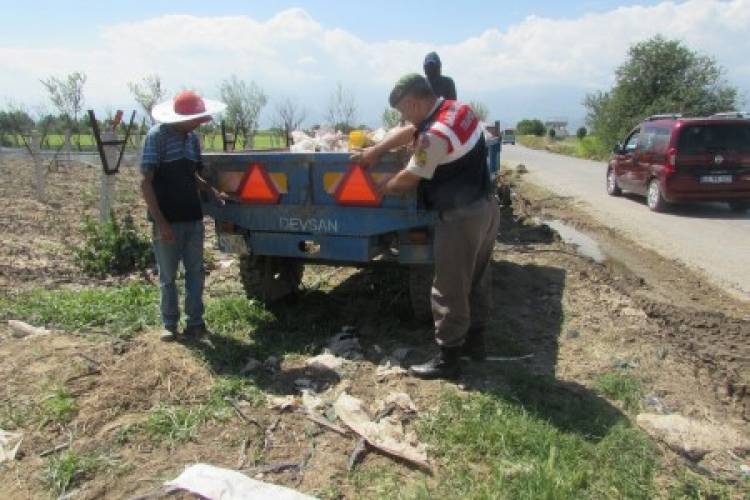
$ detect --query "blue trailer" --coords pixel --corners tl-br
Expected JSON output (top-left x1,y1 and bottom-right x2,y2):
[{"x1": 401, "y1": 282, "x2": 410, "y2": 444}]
[{"x1": 201, "y1": 135, "x2": 501, "y2": 316}]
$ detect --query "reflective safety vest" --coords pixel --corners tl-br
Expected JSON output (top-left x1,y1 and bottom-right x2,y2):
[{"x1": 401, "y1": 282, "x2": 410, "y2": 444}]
[{"x1": 417, "y1": 99, "x2": 491, "y2": 211}]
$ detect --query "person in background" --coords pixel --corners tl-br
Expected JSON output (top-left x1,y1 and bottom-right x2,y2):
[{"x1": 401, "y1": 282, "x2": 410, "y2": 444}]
[
  {"x1": 423, "y1": 51, "x2": 457, "y2": 100},
  {"x1": 141, "y1": 90, "x2": 227, "y2": 341}
]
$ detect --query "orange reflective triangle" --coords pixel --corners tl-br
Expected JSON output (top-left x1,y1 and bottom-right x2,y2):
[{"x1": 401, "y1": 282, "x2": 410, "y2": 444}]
[
  {"x1": 238, "y1": 163, "x2": 279, "y2": 204},
  {"x1": 335, "y1": 164, "x2": 381, "y2": 207}
]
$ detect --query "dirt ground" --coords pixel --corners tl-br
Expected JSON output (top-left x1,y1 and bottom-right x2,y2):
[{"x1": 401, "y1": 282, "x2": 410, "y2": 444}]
[{"x1": 0, "y1": 156, "x2": 748, "y2": 498}]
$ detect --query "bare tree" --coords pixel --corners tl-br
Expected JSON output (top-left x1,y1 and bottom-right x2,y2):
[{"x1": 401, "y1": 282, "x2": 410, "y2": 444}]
[
  {"x1": 275, "y1": 97, "x2": 307, "y2": 146},
  {"x1": 128, "y1": 74, "x2": 166, "y2": 125},
  {"x1": 218, "y1": 75, "x2": 267, "y2": 149},
  {"x1": 326, "y1": 82, "x2": 357, "y2": 132},
  {"x1": 40, "y1": 72, "x2": 87, "y2": 123},
  {"x1": 40, "y1": 71, "x2": 87, "y2": 155}
]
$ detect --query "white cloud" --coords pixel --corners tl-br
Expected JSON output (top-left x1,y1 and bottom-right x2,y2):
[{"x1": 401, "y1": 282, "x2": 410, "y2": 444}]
[{"x1": 0, "y1": 0, "x2": 748, "y2": 125}]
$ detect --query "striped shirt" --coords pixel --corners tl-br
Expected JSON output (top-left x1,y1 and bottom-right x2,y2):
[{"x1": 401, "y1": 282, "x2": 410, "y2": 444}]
[{"x1": 140, "y1": 124, "x2": 202, "y2": 173}]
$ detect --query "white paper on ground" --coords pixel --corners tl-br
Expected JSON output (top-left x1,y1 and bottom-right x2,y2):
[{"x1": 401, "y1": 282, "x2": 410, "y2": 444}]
[
  {"x1": 0, "y1": 430, "x2": 23, "y2": 462},
  {"x1": 164, "y1": 463, "x2": 318, "y2": 500}
]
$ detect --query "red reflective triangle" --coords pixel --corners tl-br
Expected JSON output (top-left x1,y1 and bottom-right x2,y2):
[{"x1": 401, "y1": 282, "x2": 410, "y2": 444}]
[
  {"x1": 334, "y1": 164, "x2": 382, "y2": 207},
  {"x1": 238, "y1": 163, "x2": 279, "y2": 204}
]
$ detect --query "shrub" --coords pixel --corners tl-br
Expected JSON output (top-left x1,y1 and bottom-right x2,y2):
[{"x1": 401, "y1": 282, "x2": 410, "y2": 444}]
[
  {"x1": 548, "y1": 128, "x2": 556, "y2": 139},
  {"x1": 74, "y1": 213, "x2": 153, "y2": 276},
  {"x1": 577, "y1": 127, "x2": 588, "y2": 140},
  {"x1": 516, "y1": 119, "x2": 546, "y2": 137}
]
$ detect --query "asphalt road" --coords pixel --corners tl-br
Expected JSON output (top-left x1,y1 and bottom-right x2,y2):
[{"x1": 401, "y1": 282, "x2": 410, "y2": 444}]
[{"x1": 502, "y1": 144, "x2": 750, "y2": 300}]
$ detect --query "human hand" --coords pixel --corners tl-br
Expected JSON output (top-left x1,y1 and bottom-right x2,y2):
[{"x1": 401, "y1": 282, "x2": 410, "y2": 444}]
[{"x1": 350, "y1": 146, "x2": 381, "y2": 168}]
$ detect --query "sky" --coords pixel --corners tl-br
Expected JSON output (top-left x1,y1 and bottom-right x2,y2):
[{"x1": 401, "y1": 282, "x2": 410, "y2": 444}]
[{"x1": 1, "y1": 0, "x2": 748, "y2": 131}]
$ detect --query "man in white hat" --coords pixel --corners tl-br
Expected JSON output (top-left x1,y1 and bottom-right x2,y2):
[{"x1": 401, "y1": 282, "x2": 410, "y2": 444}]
[{"x1": 141, "y1": 90, "x2": 226, "y2": 341}]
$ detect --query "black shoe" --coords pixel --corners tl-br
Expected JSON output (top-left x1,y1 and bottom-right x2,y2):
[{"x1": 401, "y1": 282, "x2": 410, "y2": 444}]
[
  {"x1": 159, "y1": 326, "x2": 178, "y2": 342},
  {"x1": 460, "y1": 327, "x2": 486, "y2": 361},
  {"x1": 183, "y1": 323, "x2": 209, "y2": 338},
  {"x1": 409, "y1": 347, "x2": 461, "y2": 380}
]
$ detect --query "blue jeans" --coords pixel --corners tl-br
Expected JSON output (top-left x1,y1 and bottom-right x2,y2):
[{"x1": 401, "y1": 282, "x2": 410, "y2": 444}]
[{"x1": 152, "y1": 220, "x2": 205, "y2": 329}]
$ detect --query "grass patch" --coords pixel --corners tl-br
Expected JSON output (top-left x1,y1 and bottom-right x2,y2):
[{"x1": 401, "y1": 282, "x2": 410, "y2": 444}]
[
  {"x1": 43, "y1": 450, "x2": 104, "y2": 495},
  {"x1": 144, "y1": 398, "x2": 235, "y2": 445},
  {"x1": 39, "y1": 386, "x2": 77, "y2": 426},
  {"x1": 594, "y1": 371, "x2": 643, "y2": 412},
  {"x1": 668, "y1": 470, "x2": 746, "y2": 499},
  {"x1": 0, "y1": 399, "x2": 33, "y2": 430},
  {"x1": 210, "y1": 376, "x2": 266, "y2": 408},
  {"x1": 414, "y1": 377, "x2": 656, "y2": 499},
  {"x1": 0, "y1": 282, "x2": 160, "y2": 337}
]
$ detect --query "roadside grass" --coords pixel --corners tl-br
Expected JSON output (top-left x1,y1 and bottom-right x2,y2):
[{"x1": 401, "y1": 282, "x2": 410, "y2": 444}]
[
  {"x1": 43, "y1": 450, "x2": 110, "y2": 495},
  {"x1": 0, "y1": 282, "x2": 160, "y2": 337},
  {"x1": 594, "y1": 370, "x2": 643, "y2": 412},
  {"x1": 413, "y1": 376, "x2": 657, "y2": 499},
  {"x1": 517, "y1": 134, "x2": 610, "y2": 161},
  {"x1": 39, "y1": 385, "x2": 77, "y2": 426}
]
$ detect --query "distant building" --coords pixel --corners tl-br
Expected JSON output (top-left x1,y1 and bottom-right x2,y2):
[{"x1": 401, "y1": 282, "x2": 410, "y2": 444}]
[{"x1": 544, "y1": 119, "x2": 568, "y2": 137}]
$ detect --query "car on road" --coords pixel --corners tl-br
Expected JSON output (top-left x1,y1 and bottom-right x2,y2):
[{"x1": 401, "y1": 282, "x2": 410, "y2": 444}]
[
  {"x1": 501, "y1": 129, "x2": 516, "y2": 145},
  {"x1": 606, "y1": 112, "x2": 750, "y2": 212}
]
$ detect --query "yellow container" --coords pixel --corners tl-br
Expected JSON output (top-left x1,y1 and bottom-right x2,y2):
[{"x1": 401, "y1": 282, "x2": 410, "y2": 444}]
[{"x1": 348, "y1": 129, "x2": 366, "y2": 150}]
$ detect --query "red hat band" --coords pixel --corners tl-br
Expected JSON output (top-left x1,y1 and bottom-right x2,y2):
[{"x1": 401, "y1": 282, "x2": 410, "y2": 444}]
[{"x1": 173, "y1": 91, "x2": 206, "y2": 116}]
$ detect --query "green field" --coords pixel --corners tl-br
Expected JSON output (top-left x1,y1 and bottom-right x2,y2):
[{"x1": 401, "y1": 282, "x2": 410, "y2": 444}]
[{"x1": 3, "y1": 130, "x2": 283, "y2": 151}]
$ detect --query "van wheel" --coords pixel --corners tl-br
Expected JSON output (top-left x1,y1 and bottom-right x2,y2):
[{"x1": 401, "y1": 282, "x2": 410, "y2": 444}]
[
  {"x1": 239, "y1": 256, "x2": 304, "y2": 303},
  {"x1": 408, "y1": 265, "x2": 433, "y2": 324},
  {"x1": 647, "y1": 179, "x2": 668, "y2": 212},
  {"x1": 606, "y1": 168, "x2": 622, "y2": 196},
  {"x1": 728, "y1": 201, "x2": 750, "y2": 213}
]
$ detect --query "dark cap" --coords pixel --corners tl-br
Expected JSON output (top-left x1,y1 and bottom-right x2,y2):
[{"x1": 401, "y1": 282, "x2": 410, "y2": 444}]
[
  {"x1": 423, "y1": 51, "x2": 441, "y2": 68},
  {"x1": 389, "y1": 73, "x2": 432, "y2": 107}
]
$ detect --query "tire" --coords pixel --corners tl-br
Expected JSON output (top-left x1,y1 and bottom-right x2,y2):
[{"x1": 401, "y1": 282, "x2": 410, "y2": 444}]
[
  {"x1": 606, "y1": 168, "x2": 622, "y2": 196},
  {"x1": 728, "y1": 200, "x2": 750, "y2": 213},
  {"x1": 239, "y1": 255, "x2": 304, "y2": 303},
  {"x1": 647, "y1": 179, "x2": 668, "y2": 212},
  {"x1": 408, "y1": 265, "x2": 433, "y2": 324}
]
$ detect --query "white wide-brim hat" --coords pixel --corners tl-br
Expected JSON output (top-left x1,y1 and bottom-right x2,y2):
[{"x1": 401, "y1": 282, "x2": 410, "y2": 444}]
[{"x1": 152, "y1": 91, "x2": 226, "y2": 124}]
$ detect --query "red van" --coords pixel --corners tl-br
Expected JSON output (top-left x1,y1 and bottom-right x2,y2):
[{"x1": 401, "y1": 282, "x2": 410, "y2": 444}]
[{"x1": 606, "y1": 113, "x2": 750, "y2": 212}]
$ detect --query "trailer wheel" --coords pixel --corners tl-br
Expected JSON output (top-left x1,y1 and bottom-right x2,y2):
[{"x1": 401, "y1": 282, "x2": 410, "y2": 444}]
[
  {"x1": 409, "y1": 265, "x2": 434, "y2": 324},
  {"x1": 239, "y1": 256, "x2": 304, "y2": 303}
]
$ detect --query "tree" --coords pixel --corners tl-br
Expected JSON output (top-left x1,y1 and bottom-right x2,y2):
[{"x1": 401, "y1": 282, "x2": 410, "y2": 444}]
[
  {"x1": 219, "y1": 75, "x2": 268, "y2": 149},
  {"x1": 547, "y1": 128, "x2": 556, "y2": 139},
  {"x1": 469, "y1": 101, "x2": 490, "y2": 122},
  {"x1": 326, "y1": 82, "x2": 357, "y2": 132},
  {"x1": 0, "y1": 105, "x2": 34, "y2": 147},
  {"x1": 576, "y1": 126, "x2": 588, "y2": 140},
  {"x1": 128, "y1": 74, "x2": 166, "y2": 125},
  {"x1": 40, "y1": 72, "x2": 87, "y2": 124},
  {"x1": 585, "y1": 35, "x2": 739, "y2": 149},
  {"x1": 516, "y1": 119, "x2": 546, "y2": 136},
  {"x1": 275, "y1": 97, "x2": 307, "y2": 145},
  {"x1": 382, "y1": 108, "x2": 401, "y2": 129}
]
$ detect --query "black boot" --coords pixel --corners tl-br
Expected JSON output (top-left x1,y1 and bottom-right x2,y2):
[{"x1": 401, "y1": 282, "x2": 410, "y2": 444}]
[
  {"x1": 460, "y1": 327, "x2": 486, "y2": 361},
  {"x1": 409, "y1": 347, "x2": 461, "y2": 380}
]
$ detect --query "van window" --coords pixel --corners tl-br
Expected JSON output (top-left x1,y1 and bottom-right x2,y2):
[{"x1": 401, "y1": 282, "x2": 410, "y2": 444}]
[
  {"x1": 677, "y1": 124, "x2": 750, "y2": 153},
  {"x1": 624, "y1": 130, "x2": 640, "y2": 152},
  {"x1": 642, "y1": 126, "x2": 671, "y2": 153}
]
